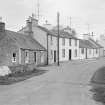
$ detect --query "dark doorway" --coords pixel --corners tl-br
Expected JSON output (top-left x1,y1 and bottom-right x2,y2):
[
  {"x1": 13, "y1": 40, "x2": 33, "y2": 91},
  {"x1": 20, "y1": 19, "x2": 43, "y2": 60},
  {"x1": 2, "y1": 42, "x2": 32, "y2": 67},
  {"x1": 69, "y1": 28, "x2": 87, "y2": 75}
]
[
  {"x1": 54, "y1": 50, "x2": 56, "y2": 62},
  {"x1": 34, "y1": 52, "x2": 37, "y2": 63},
  {"x1": 69, "y1": 49, "x2": 71, "y2": 60},
  {"x1": 86, "y1": 48, "x2": 87, "y2": 59}
]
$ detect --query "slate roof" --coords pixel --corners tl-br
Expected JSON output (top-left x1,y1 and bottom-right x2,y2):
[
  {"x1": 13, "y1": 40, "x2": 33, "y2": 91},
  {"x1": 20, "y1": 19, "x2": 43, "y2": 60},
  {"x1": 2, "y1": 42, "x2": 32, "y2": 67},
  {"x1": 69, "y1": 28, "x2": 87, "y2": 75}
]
[
  {"x1": 89, "y1": 38, "x2": 103, "y2": 48},
  {"x1": 79, "y1": 39, "x2": 100, "y2": 49},
  {"x1": 19, "y1": 24, "x2": 78, "y2": 40},
  {"x1": 5, "y1": 30, "x2": 46, "y2": 51},
  {"x1": 50, "y1": 30, "x2": 78, "y2": 39},
  {"x1": 79, "y1": 39, "x2": 91, "y2": 48},
  {"x1": 85, "y1": 40, "x2": 98, "y2": 49},
  {"x1": 37, "y1": 26, "x2": 78, "y2": 40}
]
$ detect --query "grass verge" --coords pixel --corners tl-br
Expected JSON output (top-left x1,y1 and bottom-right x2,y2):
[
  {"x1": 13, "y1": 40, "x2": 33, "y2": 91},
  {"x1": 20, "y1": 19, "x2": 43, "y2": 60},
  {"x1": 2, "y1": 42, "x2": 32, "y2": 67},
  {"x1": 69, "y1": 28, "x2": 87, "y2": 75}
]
[{"x1": 0, "y1": 69, "x2": 47, "y2": 85}]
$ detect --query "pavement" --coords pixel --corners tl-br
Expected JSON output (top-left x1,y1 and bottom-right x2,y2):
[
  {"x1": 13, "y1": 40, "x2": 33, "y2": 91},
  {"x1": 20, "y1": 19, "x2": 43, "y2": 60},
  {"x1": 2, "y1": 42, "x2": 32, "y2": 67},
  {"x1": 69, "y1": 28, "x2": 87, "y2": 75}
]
[{"x1": 0, "y1": 57, "x2": 105, "y2": 105}]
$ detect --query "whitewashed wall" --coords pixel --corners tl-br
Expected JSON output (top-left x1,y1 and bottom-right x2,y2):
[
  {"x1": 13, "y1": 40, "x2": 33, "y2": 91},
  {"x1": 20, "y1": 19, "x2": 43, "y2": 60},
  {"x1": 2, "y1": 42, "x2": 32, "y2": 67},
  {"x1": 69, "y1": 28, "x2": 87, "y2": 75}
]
[
  {"x1": 79, "y1": 48, "x2": 86, "y2": 59},
  {"x1": 48, "y1": 35, "x2": 57, "y2": 64},
  {"x1": 93, "y1": 49, "x2": 99, "y2": 58},
  {"x1": 87, "y1": 49, "x2": 94, "y2": 58},
  {"x1": 59, "y1": 38, "x2": 79, "y2": 61}
]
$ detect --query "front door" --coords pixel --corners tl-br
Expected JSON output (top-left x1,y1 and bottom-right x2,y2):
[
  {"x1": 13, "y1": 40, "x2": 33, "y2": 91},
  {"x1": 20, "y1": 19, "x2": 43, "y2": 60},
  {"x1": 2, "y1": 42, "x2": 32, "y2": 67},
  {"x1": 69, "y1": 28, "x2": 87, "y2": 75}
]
[
  {"x1": 34, "y1": 52, "x2": 37, "y2": 63},
  {"x1": 69, "y1": 49, "x2": 71, "y2": 60},
  {"x1": 54, "y1": 50, "x2": 56, "y2": 62}
]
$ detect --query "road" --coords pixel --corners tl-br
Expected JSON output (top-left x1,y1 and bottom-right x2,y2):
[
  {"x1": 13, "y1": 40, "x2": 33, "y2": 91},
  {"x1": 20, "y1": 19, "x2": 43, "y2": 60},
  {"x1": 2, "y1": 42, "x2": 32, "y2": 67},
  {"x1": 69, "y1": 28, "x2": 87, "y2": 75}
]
[{"x1": 0, "y1": 58, "x2": 105, "y2": 105}]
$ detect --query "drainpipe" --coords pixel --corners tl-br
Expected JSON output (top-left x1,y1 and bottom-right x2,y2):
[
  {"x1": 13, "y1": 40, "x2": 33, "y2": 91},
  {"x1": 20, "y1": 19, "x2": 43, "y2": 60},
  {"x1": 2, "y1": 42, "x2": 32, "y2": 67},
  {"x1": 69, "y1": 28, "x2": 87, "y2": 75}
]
[
  {"x1": 57, "y1": 12, "x2": 60, "y2": 66},
  {"x1": 47, "y1": 33, "x2": 49, "y2": 65}
]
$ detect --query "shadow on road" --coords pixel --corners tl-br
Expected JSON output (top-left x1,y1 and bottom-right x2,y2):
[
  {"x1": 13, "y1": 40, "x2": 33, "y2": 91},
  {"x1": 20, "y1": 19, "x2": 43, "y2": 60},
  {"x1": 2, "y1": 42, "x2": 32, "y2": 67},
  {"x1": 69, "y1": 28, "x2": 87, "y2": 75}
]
[{"x1": 90, "y1": 66, "x2": 105, "y2": 105}]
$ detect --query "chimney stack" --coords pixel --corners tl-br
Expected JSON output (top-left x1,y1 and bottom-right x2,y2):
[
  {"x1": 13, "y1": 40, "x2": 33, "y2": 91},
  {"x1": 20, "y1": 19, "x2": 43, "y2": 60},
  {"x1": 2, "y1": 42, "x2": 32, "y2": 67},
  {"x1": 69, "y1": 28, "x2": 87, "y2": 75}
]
[
  {"x1": 31, "y1": 14, "x2": 38, "y2": 26},
  {"x1": 26, "y1": 14, "x2": 38, "y2": 28},
  {"x1": 0, "y1": 17, "x2": 5, "y2": 32},
  {"x1": 26, "y1": 18, "x2": 33, "y2": 36}
]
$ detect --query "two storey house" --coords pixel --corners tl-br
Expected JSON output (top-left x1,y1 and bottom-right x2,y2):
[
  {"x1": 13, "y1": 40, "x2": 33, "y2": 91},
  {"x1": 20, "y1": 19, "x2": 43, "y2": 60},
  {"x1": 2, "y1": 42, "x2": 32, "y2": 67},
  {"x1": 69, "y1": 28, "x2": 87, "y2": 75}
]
[{"x1": 19, "y1": 15, "x2": 79, "y2": 64}]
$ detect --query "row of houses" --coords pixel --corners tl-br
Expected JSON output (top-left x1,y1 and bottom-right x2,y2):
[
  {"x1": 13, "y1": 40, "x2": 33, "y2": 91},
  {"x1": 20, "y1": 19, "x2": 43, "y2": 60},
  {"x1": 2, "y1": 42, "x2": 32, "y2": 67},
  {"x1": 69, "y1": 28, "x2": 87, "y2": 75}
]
[
  {"x1": 97, "y1": 35, "x2": 105, "y2": 55},
  {"x1": 18, "y1": 15, "x2": 104, "y2": 64},
  {"x1": 0, "y1": 15, "x2": 103, "y2": 67},
  {"x1": 79, "y1": 38, "x2": 103, "y2": 59}
]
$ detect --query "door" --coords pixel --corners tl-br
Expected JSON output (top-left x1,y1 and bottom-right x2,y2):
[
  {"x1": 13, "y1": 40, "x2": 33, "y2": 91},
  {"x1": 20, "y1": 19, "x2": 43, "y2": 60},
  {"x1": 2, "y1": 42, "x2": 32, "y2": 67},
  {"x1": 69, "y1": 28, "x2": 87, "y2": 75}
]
[
  {"x1": 86, "y1": 48, "x2": 87, "y2": 59},
  {"x1": 69, "y1": 49, "x2": 71, "y2": 60},
  {"x1": 34, "y1": 52, "x2": 37, "y2": 63},
  {"x1": 54, "y1": 50, "x2": 56, "y2": 62}
]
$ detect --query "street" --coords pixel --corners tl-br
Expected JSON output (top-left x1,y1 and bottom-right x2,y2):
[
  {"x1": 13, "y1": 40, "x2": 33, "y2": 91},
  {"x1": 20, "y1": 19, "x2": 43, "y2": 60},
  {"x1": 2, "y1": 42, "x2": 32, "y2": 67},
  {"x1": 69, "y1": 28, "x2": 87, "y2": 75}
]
[{"x1": 0, "y1": 58, "x2": 105, "y2": 105}]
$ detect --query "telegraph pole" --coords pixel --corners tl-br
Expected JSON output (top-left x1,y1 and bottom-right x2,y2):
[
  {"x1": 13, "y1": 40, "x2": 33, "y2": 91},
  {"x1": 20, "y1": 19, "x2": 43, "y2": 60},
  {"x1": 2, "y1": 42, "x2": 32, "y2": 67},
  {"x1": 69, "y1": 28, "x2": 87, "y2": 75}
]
[
  {"x1": 37, "y1": 0, "x2": 40, "y2": 20},
  {"x1": 57, "y1": 12, "x2": 60, "y2": 66}
]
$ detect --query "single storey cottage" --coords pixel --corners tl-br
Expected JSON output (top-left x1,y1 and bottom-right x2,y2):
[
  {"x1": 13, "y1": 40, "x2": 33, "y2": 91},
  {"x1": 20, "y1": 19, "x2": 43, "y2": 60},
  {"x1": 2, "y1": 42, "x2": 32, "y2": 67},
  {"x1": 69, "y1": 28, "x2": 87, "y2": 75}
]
[{"x1": 0, "y1": 21, "x2": 47, "y2": 66}]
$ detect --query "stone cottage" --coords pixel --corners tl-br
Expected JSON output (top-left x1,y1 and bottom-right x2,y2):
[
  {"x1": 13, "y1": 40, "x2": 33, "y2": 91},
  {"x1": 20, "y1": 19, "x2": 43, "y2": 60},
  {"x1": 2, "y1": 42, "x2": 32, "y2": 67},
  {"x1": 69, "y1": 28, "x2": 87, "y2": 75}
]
[
  {"x1": 0, "y1": 21, "x2": 47, "y2": 66},
  {"x1": 79, "y1": 39, "x2": 103, "y2": 59}
]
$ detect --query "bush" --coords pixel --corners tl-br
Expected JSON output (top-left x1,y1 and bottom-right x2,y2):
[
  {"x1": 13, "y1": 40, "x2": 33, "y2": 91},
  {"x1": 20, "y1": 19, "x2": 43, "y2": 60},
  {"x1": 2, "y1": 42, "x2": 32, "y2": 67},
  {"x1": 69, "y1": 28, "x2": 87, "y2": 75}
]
[{"x1": 91, "y1": 87, "x2": 105, "y2": 104}]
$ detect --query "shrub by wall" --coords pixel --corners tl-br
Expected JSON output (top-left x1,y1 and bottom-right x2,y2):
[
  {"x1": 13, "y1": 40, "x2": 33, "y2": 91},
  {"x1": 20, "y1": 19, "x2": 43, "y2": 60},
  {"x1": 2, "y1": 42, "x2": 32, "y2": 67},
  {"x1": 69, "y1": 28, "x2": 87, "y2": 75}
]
[{"x1": 9, "y1": 64, "x2": 37, "y2": 74}]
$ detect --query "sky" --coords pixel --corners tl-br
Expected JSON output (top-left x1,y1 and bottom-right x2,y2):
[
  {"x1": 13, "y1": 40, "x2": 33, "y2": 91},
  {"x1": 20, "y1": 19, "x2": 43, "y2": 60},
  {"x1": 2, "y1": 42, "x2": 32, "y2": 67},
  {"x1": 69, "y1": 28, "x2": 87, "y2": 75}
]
[{"x1": 0, "y1": 0, "x2": 105, "y2": 38}]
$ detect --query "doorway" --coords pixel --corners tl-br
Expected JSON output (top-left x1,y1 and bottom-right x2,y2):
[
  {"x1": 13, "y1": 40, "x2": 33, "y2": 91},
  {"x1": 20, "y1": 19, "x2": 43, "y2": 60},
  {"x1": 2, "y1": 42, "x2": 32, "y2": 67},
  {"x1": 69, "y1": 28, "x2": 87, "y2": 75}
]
[
  {"x1": 86, "y1": 48, "x2": 87, "y2": 59},
  {"x1": 34, "y1": 52, "x2": 37, "y2": 63},
  {"x1": 54, "y1": 50, "x2": 56, "y2": 62},
  {"x1": 69, "y1": 49, "x2": 71, "y2": 60}
]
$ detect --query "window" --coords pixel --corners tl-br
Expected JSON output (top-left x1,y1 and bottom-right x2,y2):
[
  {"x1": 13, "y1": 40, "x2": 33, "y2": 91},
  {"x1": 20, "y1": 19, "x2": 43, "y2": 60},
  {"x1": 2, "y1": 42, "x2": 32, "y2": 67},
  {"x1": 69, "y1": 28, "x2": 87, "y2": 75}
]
[
  {"x1": 62, "y1": 38, "x2": 65, "y2": 46},
  {"x1": 75, "y1": 40, "x2": 77, "y2": 46},
  {"x1": 81, "y1": 48, "x2": 84, "y2": 54},
  {"x1": 51, "y1": 50, "x2": 53, "y2": 59},
  {"x1": 51, "y1": 36, "x2": 53, "y2": 45},
  {"x1": 96, "y1": 49, "x2": 98, "y2": 54},
  {"x1": 25, "y1": 51, "x2": 29, "y2": 63},
  {"x1": 25, "y1": 51, "x2": 28, "y2": 57},
  {"x1": 12, "y1": 53, "x2": 16, "y2": 62},
  {"x1": 62, "y1": 49, "x2": 65, "y2": 57},
  {"x1": 69, "y1": 38, "x2": 71, "y2": 46},
  {"x1": 75, "y1": 49, "x2": 77, "y2": 57},
  {"x1": 89, "y1": 49, "x2": 91, "y2": 54}
]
